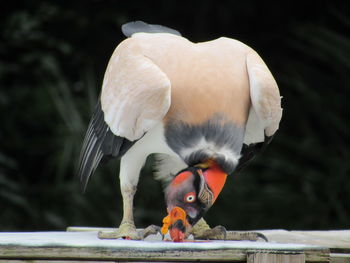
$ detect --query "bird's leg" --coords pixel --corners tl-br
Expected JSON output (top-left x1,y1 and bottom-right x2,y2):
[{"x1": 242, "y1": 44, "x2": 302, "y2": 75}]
[
  {"x1": 190, "y1": 218, "x2": 268, "y2": 241},
  {"x1": 98, "y1": 154, "x2": 143, "y2": 240},
  {"x1": 118, "y1": 184, "x2": 141, "y2": 239},
  {"x1": 98, "y1": 185, "x2": 141, "y2": 240}
]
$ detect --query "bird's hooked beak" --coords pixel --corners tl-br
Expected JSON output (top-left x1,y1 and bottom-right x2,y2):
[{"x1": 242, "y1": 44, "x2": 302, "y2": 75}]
[{"x1": 161, "y1": 206, "x2": 190, "y2": 242}]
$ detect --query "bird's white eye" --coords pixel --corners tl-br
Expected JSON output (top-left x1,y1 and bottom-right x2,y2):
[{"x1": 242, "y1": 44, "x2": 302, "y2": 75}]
[{"x1": 184, "y1": 192, "x2": 196, "y2": 203}]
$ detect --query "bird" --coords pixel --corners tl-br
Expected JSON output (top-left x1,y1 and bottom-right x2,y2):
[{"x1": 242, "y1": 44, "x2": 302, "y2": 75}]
[{"x1": 77, "y1": 21, "x2": 282, "y2": 241}]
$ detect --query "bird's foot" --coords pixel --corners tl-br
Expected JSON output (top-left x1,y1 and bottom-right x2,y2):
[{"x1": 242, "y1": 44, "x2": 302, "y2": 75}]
[
  {"x1": 190, "y1": 218, "x2": 226, "y2": 240},
  {"x1": 190, "y1": 218, "x2": 268, "y2": 241},
  {"x1": 98, "y1": 220, "x2": 141, "y2": 240}
]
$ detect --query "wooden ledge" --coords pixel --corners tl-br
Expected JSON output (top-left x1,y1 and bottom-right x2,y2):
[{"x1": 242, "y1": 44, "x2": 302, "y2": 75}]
[{"x1": 0, "y1": 229, "x2": 336, "y2": 262}]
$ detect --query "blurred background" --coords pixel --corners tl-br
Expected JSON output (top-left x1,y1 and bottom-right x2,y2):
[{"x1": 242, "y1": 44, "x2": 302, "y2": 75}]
[{"x1": 0, "y1": 0, "x2": 349, "y2": 231}]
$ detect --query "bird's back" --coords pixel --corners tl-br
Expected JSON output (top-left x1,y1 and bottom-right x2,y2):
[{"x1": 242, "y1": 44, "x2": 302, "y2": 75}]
[
  {"x1": 130, "y1": 33, "x2": 252, "y2": 173},
  {"x1": 132, "y1": 33, "x2": 251, "y2": 126}
]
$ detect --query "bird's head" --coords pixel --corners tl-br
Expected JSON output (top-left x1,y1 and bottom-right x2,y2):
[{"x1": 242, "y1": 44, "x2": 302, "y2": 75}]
[{"x1": 161, "y1": 160, "x2": 227, "y2": 241}]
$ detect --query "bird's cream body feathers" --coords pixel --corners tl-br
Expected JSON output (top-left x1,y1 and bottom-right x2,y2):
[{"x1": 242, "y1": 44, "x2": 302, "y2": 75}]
[{"x1": 101, "y1": 33, "x2": 281, "y2": 146}]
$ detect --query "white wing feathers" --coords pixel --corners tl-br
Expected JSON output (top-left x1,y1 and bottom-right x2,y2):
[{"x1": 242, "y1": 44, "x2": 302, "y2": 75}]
[
  {"x1": 244, "y1": 50, "x2": 282, "y2": 144},
  {"x1": 101, "y1": 39, "x2": 171, "y2": 141}
]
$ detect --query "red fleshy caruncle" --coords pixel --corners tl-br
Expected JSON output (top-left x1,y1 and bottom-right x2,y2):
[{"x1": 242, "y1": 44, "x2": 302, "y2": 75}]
[{"x1": 170, "y1": 228, "x2": 186, "y2": 242}]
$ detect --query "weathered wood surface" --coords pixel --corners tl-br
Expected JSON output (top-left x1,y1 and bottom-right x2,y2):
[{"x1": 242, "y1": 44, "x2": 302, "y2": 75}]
[
  {"x1": 66, "y1": 228, "x2": 350, "y2": 250},
  {"x1": 260, "y1": 230, "x2": 350, "y2": 253},
  {"x1": 68, "y1": 227, "x2": 350, "y2": 255},
  {"x1": 247, "y1": 252, "x2": 305, "y2": 263},
  {"x1": 0, "y1": 230, "x2": 331, "y2": 262}
]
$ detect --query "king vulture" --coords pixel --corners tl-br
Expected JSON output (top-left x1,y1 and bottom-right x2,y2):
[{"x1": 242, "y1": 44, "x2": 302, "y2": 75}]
[{"x1": 77, "y1": 21, "x2": 282, "y2": 242}]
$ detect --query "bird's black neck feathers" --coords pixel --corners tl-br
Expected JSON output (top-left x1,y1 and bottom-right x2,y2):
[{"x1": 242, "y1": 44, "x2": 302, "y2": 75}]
[{"x1": 164, "y1": 116, "x2": 245, "y2": 174}]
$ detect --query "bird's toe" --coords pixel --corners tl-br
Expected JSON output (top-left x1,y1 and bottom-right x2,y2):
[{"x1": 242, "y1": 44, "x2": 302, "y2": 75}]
[
  {"x1": 192, "y1": 224, "x2": 227, "y2": 240},
  {"x1": 226, "y1": 231, "x2": 268, "y2": 242},
  {"x1": 98, "y1": 221, "x2": 141, "y2": 240},
  {"x1": 140, "y1": 224, "x2": 162, "y2": 239}
]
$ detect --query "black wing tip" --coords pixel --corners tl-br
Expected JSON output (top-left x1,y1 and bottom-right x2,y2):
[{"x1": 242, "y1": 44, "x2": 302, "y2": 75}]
[
  {"x1": 121, "y1": 21, "x2": 181, "y2": 37},
  {"x1": 76, "y1": 154, "x2": 98, "y2": 193},
  {"x1": 75, "y1": 100, "x2": 106, "y2": 192},
  {"x1": 235, "y1": 134, "x2": 275, "y2": 173},
  {"x1": 76, "y1": 100, "x2": 135, "y2": 192},
  {"x1": 76, "y1": 161, "x2": 90, "y2": 193},
  {"x1": 80, "y1": 175, "x2": 91, "y2": 193}
]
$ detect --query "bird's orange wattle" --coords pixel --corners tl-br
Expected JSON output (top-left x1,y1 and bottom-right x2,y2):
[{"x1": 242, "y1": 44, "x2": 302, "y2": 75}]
[
  {"x1": 161, "y1": 214, "x2": 171, "y2": 235},
  {"x1": 161, "y1": 206, "x2": 189, "y2": 241}
]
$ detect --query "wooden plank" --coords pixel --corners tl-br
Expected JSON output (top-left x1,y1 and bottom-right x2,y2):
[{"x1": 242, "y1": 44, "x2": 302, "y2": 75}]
[
  {"x1": 330, "y1": 253, "x2": 350, "y2": 263},
  {"x1": 0, "y1": 231, "x2": 329, "y2": 262},
  {"x1": 247, "y1": 252, "x2": 305, "y2": 263},
  {"x1": 67, "y1": 227, "x2": 350, "y2": 251},
  {"x1": 260, "y1": 230, "x2": 350, "y2": 253},
  {"x1": 69, "y1": 227, "x2": 349, "y2": 262}
]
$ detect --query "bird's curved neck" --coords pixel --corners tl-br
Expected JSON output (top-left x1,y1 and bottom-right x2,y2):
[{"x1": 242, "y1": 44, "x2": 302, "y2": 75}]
[{"x1": 196, "y1": 160, "x2": 227, "y2": 202}]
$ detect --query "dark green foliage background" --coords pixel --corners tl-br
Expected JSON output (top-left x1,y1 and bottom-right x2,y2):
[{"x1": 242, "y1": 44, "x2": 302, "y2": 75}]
[{"x1": 0, "y1": 1, "x2": 349, "y2": 231}]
